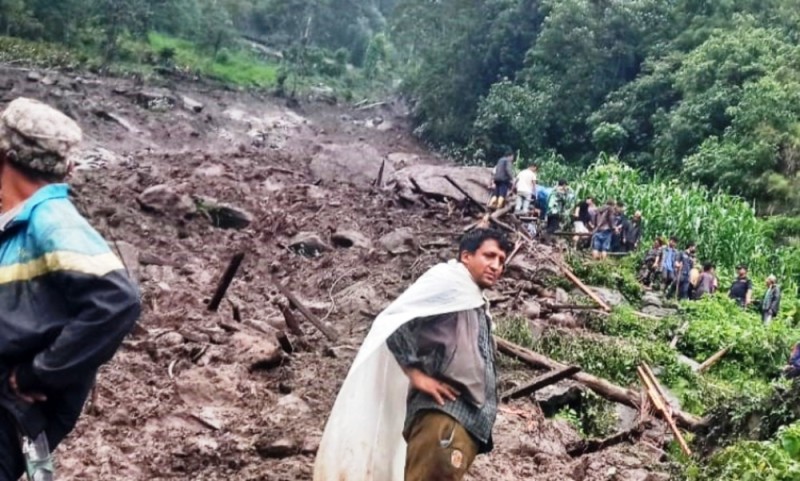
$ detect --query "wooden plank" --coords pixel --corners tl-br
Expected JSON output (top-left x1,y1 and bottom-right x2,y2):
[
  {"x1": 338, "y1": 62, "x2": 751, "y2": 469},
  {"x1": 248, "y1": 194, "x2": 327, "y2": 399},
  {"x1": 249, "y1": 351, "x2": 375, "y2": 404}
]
[
  {"x1": 501, "y1": 365, "x2": 581, "y2": 402},
  {"x1": 638, "y1": 364, "x2": 692, "y2": 456},
  {"x1": 495, "y1": 337, "x2": 705, "y2": 431},
  {"x1": 207, "y1": 253, "x2": 245, "y2": 312}
]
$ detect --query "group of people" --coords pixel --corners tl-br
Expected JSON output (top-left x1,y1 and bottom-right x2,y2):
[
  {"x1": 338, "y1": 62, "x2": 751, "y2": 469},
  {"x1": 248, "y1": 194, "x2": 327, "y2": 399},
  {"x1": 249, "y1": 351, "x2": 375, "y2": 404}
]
[
  {"x1": 488, "y1": 152, "x2": 644, "y2": 260},
  {"x1": 638, "y1": 237, "x2": 782, "y2": 324}
]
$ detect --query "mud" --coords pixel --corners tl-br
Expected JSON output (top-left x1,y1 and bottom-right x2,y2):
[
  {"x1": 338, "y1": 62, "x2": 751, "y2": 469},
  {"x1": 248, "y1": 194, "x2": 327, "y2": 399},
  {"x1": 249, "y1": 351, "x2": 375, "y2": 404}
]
[{"x1": 0, "y1": 65, "x2": 672, "y2": 480}]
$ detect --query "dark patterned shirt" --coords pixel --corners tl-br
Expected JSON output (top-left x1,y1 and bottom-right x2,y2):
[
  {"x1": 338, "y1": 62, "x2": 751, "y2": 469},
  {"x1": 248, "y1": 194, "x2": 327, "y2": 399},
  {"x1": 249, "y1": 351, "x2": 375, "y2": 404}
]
[{"x1": 386, "y1": 308, "x2": 498, "y2": 453}]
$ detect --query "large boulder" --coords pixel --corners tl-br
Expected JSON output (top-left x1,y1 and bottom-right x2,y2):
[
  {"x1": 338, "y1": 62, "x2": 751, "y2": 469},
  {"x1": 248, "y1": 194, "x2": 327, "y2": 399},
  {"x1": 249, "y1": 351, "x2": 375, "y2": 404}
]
[
  {"x1": 138, "y1": 185, "x2": 196, "y2": 218},
  {"x1": 571, "y1": 286, "x2": 626, "y2": 307},
  {"x1": 395, "y1": 164, "x2": 491, "y2": 204},
  {"x1": 642, "y1": 291, "x2": 664, "y2": 307},
  {"x1": 309, "y1": 143, "x2": 395, "y2": 188}
]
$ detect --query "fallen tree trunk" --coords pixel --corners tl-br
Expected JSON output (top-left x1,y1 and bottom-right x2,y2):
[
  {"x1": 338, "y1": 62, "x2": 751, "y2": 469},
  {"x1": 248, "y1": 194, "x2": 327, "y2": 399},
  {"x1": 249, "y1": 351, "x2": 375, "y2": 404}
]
[
  {"x1": 495, "y1": 337, "x2": 705, "y2": 431},
  {"x1": 698, "y1": 346, "x2": 731, "y2": 374},
  {"x1": 558, "y1": 262, "x2": 611, "y2": 312},
  {"x1": 501, "y1": 365, "x2": 581, "y2": 402}
]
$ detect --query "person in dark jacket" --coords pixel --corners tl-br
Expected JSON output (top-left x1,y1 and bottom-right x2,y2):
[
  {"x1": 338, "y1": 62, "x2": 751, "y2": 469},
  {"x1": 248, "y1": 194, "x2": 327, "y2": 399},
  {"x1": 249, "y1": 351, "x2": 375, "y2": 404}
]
[
  {"x1": 0, "y1": 98, "x2": 140, "y2": 479},
  {"x1": 488, "y1": 149, "x2": 515, "y2": 209},
  {"x1": 762, "y1": 275, "x2": 781, "y2": 325},
  {"x1": 729, "y1": 264, "x2": 753, "y2": 308},
  {"x1": 668, "y1": 241, "x2": 697, "y2": 300},
  {"x1": 387, "y1": 228, "x2": 512, "y2": 481},
  {"x1": 611, "y1": 202, "x2": 627, "y2": 252},
  {"x1": 622, "y1": 211, "x2": 643, "y2": 252}
]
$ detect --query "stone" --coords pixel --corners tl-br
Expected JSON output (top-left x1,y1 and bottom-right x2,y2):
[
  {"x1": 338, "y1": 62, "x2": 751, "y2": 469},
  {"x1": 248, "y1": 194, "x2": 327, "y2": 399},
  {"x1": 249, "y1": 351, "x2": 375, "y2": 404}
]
[
  {"x1": 534, "y1": 382, "x2": 584, "y2": 416},
  {"x1": 182, "y1": 95, "x2": 205, "y2": 113},
  {"x1": 289, "y1": 232, "x2": 330, "y2": 257},
  {"x1": 642, "y1": 291, "x2": 663, "y2": 307},
  {"x1": 554, "y1": 288, "x2": 571, "y2": 304},
  {"x1": 572, "y1": 286, "x2": 626, "y2": 307},
  {"x1": 230, "y1": 331, "x2": 282, "y2": 370},
  {"x1": 309, "y1": 143, "x2": 394, "y2": 188},
  {"x1": 133, "y1": 89, "x2": 176, "y2": 111},
  {"x1": 41, "y1": 76, "x2": 57, "y2": 86},
  {"x1": 331, "y1": 230, "x2": 371, "y2": 249},
  {"x1": 548, "y1": 312, "x2": 580, "y2": 328},
  {"x1": 379, "y1": 227, "x2": 416, "y2": 255},
  {"x1": 300, "y1": 434, "x2": 321, "y2": 454},
  {"x1": 156, "y1": 331, "x2": 185, "y2": 348},
  {"x1": 138, "y1": 185, "x2": 197, "y2": 218},
  {"x1": 615, "y1": 405, "x2": 639, "y2": 432},
  {"x1": 203, "y1": 202, "x2": 253, "y2": 230},
  {"x1": 528, "y1": 320, "x2": 547, "y2": 342},
  {"x1": 192, "y1": 163, "x2": 226, "y2": 178},
  {"x1": 523, "y1": 300, "x2": 542, "y2": 319},
  {"x1": 394, "y1": 164, "x2": 491, "y2": 204},
  {"x1": 640, "y1": 305, "x2": 678, "y2": 319},
  {"x1": 26, "y1": 71, "x2": 42, "y2": 82},
  {"x1": 255, "y1": 437, "x2": 298, "y2": 459}
]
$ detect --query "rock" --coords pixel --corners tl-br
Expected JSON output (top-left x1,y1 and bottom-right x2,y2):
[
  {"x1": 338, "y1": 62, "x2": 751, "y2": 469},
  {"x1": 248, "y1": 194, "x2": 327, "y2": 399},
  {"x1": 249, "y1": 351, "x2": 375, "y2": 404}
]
[
  {"x1": 182, "y1": 95, "x2": 204, "y2": 113},
  {"x1": 641, "y1": 291, "x2": 663, "y2": 307},
  {"x1": 41, "y1": 76, "x2": 57, "y2": 86},
  {"x1": 300, "y1": 434, "x2": 321, "y2": 454},
  {"x1": 394, "y1": 164, "x2": 491, "y2": 204},
  {"x1": 616, "y1": 404, "x2": 639, "y2": 432},
  {"x1": 75, "y1": 147, "x2": 125, "y2": 170},
  {"x1": 179, "y1": 329, "x2": 211, "y2": 344},
  {"x1": 255, "y1": 437, "x2": 298, "y2": 459},
  {"x1": 139, "y1": 252, "x2": 171, "y2": 266},
  {"x1": 640, "y1": 305, "x2": 678, "y2": 319},
  {"x1": 535, "y1": 382, "x2": 584, "y2": 415},
  {"x1": 230, "y1": 331, "x2": 282, "y2": 370},
  {"x1": 133, "y1": 89, "x2": 176, "y2": 111},
  {"x1": 554, "y1": 288, "x2": 571, "y2": 304},
  {"x1": 523, "y1": 300, "x2": 542, "y2": 319},
  {"x1": 548, "y1": 312, "x2": 580, "y2": 328},
  {"x1": 309, "y1": 143, "x2": 394, "y2": 188},
  {"x1": 26, "y1": 71, "x2": 42, "y2": 82},
  {"x1": 528, "y1": 320, "x2": 547, "y2": 342},
  {"x1": 112, "y1": 86, "x2": 129, "y2": 95},
  {"x1": 289, "y1": 232, "x2": 330, "y2": 257},
  {"x1": 110, "y1": 240, "x2": 140, "y2": 281},
  {"x1": 624, "y1": 469, "x2": 652, "y2": 481},
  {"x1": 192, "y1": 163, "x2": 226, "y2": 177},
  {"x1": 331, "y1": 230, "x2": 371, "y2": 249},
  {"x1": 334, "y1": 281, "x2": 380, "y2": 315},
  {"x1": 138, "y1": 185, "x2": 197, "y2": 218},
  {"x1": 387, "y1": 152, "x2": 421, "y2": 168},
  {"x1": 156, "y1": 331, "x2": 185, "y2": 348},
  {"x1": 678, "y1": 355, "x2": 701, "y2": 373},
  {"x1": 202, "y1": 202, "x2": 253, "y2": 230},
  {"x1": 572, "y1": 286, "x2": 626, "y2": 307},
  {"x1": 379, "y1": 227, "x2": 416, "y2": 255}
]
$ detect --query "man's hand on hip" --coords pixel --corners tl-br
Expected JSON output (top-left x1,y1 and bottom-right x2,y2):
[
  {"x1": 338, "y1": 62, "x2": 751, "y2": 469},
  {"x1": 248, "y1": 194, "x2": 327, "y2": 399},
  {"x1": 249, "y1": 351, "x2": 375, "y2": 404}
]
[
  {"x1": 404, "y1": 367, "x2": 459, "y2": 406},
  {"x1": 10, "y1": 368, "x2": 47, "y2": 404}
]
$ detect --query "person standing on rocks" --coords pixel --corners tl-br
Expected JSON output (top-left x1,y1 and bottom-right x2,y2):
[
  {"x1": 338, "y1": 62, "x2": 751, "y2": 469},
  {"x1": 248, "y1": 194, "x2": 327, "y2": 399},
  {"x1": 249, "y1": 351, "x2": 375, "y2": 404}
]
[
  {"x1": 546, "y1": 179, "x2": 574, "y2": 235},
  {"x1": 692, "y1": 262, "x2": 717, "y2": 300},
  {"x1": 622, "y1": 211, "x2": 643, "y2": 252},
  {"x1": 314, "y1": 228, "x2": 512, "y2": 481},
  {"x1": 761, "y1": 275, "x2": 781, "y2": 325},
  {"x1": 488, "y1": 149, "x2": 515, "y2": 209},
  {"x1": 669, "y1": 241, "x2": 697, "y2": 300},
  {"x1": 0, "y1": 98, "x2": 140, "y2": 479},
  {"x1": 513, "y1": 163, "x2": 537, "y2": 215},
  {"x1": 659, "y1": 236, "x2": 679, "y2": 293}
]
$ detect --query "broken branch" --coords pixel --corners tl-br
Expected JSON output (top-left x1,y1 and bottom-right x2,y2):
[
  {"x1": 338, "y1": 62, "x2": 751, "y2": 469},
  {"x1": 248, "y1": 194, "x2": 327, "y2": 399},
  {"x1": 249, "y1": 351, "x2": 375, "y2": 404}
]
[
  {"x1": 697, "y1": 346, "x2": 731, "y2": 374},
  {"x1": 495, "y1": 336, "x2": 705, "y2": 431},
  {"x1": 558, "y1": 262, "x2": 611, "y2": 312},
  {"x1": 272, "y1": 276, "x2": 338, "y2": 342},
  {"x1": 443, "y1": 175, "x2": 488, "y2": 212}
]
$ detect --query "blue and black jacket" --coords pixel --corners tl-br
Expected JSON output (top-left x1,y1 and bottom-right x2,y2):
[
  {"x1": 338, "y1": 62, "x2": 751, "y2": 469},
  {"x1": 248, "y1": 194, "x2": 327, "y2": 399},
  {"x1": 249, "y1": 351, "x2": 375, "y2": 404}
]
[{"x1": 0, "y1": 183, "x2": 140, "y2": 446}]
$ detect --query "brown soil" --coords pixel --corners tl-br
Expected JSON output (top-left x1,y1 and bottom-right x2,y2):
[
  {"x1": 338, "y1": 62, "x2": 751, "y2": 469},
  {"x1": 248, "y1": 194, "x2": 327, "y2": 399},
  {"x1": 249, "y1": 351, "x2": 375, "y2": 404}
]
[{"x1": 0, "y1": 65, "x2": 673, "y2": 480}]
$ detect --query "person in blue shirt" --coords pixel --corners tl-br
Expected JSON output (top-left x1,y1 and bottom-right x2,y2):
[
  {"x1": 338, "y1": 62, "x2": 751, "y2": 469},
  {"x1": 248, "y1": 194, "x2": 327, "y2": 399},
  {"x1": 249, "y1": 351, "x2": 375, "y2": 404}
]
[
  {"x1": 659, "y1": 236, "x2": 679, "y2": 293},
  {"x1": 783, "y1": 343, "x2": 800, "y2": 379},
  {"x1": 0, "y1": 98, "x2": 140, "y2": 479}
]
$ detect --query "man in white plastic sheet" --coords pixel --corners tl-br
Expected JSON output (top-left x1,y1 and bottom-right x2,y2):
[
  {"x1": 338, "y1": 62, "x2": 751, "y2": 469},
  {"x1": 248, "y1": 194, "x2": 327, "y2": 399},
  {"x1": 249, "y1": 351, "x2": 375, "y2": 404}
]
[{"x1": 314, "y1": 228, "x2": 512, "y2": 481}]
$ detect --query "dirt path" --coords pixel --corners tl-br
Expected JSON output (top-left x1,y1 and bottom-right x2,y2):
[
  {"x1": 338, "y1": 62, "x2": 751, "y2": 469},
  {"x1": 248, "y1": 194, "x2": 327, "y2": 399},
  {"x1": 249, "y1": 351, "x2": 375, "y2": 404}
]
[{"x1": 1, "y1": 65, "x2": 671, "y2": 480}]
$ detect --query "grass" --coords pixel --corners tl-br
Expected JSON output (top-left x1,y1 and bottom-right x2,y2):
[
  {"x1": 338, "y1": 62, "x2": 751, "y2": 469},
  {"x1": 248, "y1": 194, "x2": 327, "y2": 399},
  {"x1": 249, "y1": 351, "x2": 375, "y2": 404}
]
[{"x1": 147, "y1": 33, "x2": 278, "y2": 87}]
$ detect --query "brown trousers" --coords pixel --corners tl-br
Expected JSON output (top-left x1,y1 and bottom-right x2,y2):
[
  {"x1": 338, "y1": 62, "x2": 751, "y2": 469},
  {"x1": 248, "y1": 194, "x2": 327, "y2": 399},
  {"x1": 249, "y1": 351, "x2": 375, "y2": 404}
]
[{"x1": 404, "y1": 411, "x2": 479, "y2": 481}]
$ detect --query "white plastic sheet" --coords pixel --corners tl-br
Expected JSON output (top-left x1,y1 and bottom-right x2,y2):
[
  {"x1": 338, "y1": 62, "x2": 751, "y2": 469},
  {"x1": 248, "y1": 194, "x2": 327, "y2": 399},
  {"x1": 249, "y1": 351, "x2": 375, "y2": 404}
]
[{"x1": 314, "y1": 261, "x2": 485, "y2": 481}]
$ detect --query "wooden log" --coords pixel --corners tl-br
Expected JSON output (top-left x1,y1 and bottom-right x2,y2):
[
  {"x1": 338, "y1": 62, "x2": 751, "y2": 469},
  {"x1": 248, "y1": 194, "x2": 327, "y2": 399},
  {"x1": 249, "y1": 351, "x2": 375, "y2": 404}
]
[
  {"x1": 207, "y1": 253, "x2": 245, "y2": 312},
  {"x1": 559, "y1": 262, "x2": 611, "y2": 312},
  {"x1": 272, "y1": 277, "x2": 338, "y2": 342},
  {"x1": 567, "y1": 425, "x2": 644, "y2": 457},
  {"x1": 501, "y1": 365, "x2": 581, "y2": 402},
  {"x1": 638, "y1": 365, "x2": 692, "y2": 456},
  {"x1": 697, "y1": 346, "x2": 731, "y2": 374},
  {"x1": 278, "y1": 303, "x2": 304, "y2": 337},
  {"x1": 505, "y1": 240, "x2": 524, "y2": 267},
  {"x1": 495, "y1": 337, "x2": 704, "y2": 431},
  {"x1": 443, "y1": 175, "x2": 488, "y2": 212},
  {"x1": 408, "y1": 177, "x2": 433, "y2": 208}
]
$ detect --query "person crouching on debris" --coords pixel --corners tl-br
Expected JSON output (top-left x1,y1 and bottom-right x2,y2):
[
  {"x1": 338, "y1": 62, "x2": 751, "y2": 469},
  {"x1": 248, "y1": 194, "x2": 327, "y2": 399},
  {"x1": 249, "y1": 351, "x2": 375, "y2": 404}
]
[
  {"x1": 488, "y1": 149, "x2": 515, "y2": 209},
  {"x1": 0, "y1": 98, "x2": 140, "y2": 480},
  {"x1": 314, "y1": 228, "x2": 512, "y2": 481}
]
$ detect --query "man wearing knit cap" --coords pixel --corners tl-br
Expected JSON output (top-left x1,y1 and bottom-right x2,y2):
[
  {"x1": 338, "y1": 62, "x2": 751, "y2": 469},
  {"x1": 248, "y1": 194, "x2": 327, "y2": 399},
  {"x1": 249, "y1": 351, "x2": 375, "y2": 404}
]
[{"x1": 0, "y1": 98, "x2": 140, "y2": 479}]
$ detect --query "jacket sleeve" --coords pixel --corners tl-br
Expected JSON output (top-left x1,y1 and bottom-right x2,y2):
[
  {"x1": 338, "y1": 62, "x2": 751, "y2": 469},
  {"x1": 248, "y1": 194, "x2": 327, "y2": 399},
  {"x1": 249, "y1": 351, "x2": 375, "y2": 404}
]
[
  {"x1": 771, "y1": 286, "x2": 782, "y2": 313},
  {"x1": 15, "y1": 226, "x2": 141, "y2": 393},
  {"x1": 386, "y1": 318, "x2": 424, "y2": 369}
]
